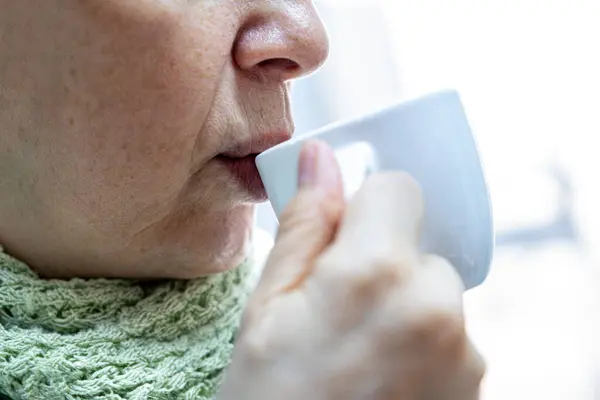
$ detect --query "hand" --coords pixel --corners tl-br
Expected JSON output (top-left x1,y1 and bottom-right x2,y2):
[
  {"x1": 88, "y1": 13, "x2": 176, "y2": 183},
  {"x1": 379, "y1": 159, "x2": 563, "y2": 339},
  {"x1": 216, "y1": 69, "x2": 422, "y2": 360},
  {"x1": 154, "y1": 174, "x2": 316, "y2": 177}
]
[{"x1": 219, "y1": 140, "x2": 485, "y2": 400}]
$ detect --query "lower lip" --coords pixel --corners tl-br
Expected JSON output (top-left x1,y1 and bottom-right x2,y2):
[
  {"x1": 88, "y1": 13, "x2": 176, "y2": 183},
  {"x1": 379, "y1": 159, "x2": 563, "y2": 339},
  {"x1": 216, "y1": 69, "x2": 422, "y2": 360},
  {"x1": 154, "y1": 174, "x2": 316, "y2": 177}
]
[{"x1": 217, "y1": 155, "x2": 268, "y2": 202}]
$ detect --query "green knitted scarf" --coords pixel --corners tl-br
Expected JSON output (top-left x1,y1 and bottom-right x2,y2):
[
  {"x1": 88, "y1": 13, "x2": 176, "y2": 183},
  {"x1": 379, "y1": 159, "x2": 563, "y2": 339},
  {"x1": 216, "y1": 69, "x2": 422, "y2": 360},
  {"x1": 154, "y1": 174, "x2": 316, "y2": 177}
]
[{"x1": 0, "y1": 245, "x2": 260, "y2": 400}]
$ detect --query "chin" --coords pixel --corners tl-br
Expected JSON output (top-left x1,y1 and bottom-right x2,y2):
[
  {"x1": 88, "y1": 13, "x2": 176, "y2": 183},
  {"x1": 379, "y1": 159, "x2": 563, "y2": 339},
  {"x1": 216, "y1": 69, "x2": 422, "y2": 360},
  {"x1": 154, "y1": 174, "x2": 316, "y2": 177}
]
[{"x1": 148, "y1": 202, "x2": 256, "y2": 279}]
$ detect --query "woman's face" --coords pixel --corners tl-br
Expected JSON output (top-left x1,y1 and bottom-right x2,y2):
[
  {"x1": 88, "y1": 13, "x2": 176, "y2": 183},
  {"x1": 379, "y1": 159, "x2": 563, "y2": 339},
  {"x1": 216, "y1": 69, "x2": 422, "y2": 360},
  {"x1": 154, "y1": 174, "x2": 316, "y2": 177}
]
[{"x1": 0, "y1": 1, "x2": 328, "y2": 278}]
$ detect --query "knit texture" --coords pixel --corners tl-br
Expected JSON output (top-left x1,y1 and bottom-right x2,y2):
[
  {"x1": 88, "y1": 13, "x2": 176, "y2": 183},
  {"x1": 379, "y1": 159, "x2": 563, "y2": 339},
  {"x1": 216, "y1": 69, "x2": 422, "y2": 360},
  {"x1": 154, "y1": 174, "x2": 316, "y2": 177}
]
[{"x1": 0, "y1": 247, "x2": 257, "y2": 400}]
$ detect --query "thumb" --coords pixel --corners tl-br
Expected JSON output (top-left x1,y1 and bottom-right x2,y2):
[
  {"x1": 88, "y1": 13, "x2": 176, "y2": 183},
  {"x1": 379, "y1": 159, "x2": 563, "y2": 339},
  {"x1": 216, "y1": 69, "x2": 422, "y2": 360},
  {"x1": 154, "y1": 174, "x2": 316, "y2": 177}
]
[{"x1": 255, "y1": 140, "x2": 344, "y2": 296}]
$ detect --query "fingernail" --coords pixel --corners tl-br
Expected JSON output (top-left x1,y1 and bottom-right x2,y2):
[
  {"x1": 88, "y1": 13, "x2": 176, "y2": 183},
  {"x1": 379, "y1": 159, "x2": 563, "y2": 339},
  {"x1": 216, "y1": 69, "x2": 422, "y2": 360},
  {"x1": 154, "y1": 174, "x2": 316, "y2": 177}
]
[{"x1": 299, "y1": 140, "x2": 339, "y2": 190}]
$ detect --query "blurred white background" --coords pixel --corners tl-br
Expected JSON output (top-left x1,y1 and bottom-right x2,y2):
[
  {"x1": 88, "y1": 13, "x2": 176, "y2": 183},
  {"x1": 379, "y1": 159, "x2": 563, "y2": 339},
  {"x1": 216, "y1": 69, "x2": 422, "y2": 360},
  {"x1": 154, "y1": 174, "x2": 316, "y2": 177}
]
[{"x1": 257, "y1": 0, "x2": 600, "y2": 398}]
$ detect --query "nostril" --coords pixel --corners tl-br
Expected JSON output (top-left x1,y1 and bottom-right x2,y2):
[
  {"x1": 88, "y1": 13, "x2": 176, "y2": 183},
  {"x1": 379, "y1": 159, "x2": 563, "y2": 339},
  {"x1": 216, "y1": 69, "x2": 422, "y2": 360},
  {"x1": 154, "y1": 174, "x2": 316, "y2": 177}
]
[{"x1": 257, "y1": 58, "x2": 300, "y2": 72}]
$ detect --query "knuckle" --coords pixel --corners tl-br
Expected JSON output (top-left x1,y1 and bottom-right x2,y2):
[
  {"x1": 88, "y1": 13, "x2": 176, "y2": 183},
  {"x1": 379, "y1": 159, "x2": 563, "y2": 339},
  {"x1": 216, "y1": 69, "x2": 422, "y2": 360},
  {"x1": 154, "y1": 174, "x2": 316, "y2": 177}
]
[
  {"x1": 315, "y1": 251, "x2": 408, "y2": 304},
  {"x1": 237, "y1": 297, "x2": 262, "y2": 335},
  {"x1": 278, "y1": 190, "x2": 340, "y2": 237},
  {"x1": 422, "y1": 254, "x2": 455, "y2": 273},
  {"x1": 408, "y1": 309, "x2": 467, "y2": 359},
  {"x1": 369, "y1": 251, "x2": 415, "y2": 279},
  {"x1": 237, "y1": 328, "x2": 270, "y2": 363},
  {"x1": 320, "y1": 250, "x2": 390, "y2": 279},
  {"x1": 236, "y1": 308, "x2": 278, "y2": 363},
  {"x1": 474, "y1": 357, "x2": 486, "y2": 385},
  {"x1": 469, "y1": 344, "x2": 487, "y2": 384},
  {"x1": 357, "y1": 171, "x2": 424, "y2": 220},
  {"x1": 422, "y1": 254, "x2": 466, "y2": 291},
  {"x1": 346, "y1": 265, "x2": 397, "y2": 303}
]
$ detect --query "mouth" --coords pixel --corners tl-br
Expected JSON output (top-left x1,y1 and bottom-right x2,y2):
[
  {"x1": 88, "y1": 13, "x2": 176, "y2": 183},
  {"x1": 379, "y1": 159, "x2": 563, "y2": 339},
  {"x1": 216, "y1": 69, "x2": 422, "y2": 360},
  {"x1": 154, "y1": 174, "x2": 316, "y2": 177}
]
[
  {"x1": 217, "y1": 131, "x2": 292, "y2": 202},
  {"x1": 216, "y1": 154, "x2": 266, "y2": 201}
]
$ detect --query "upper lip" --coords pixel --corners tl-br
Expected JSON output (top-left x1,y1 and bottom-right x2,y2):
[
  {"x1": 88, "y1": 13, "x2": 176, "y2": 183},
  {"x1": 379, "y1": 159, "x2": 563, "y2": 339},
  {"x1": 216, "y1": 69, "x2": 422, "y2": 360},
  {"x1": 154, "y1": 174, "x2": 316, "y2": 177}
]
[{"x1": 221, "y1": 131, "x2": 293, "y2": 158}]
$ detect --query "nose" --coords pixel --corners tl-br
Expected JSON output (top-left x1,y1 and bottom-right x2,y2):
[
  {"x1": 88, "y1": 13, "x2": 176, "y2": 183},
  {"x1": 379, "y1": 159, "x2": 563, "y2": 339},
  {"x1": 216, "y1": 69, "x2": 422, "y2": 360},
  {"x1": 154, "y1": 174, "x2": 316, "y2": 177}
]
[{"x1": 233, "y1": 2, "x2": 329, "y2": 82}]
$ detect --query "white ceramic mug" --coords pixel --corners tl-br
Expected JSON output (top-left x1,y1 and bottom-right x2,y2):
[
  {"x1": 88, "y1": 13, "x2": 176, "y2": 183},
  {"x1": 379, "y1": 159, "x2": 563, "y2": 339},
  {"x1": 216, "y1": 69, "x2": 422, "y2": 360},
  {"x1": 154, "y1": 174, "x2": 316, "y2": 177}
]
[{"x1": 256, "y1": 90, "x2": 494, "y2": 290}]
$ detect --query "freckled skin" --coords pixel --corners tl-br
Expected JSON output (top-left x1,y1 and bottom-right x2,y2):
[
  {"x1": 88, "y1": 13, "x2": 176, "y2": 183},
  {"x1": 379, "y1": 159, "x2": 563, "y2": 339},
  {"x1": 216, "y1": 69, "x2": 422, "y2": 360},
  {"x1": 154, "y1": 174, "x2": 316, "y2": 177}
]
[{"x1": 0, "y1": 0, "x2": 328, "y2": 279}]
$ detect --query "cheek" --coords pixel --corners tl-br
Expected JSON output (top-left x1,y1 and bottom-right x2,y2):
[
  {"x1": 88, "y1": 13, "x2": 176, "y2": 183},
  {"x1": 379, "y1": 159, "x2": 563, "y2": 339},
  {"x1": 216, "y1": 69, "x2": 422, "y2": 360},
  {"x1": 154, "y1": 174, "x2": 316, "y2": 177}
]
[
  {"x1": 31, "y1": 2, "x2": 240, "y2": 231},
  {"x1": 57, "y1": 6, "x2": 237, "y2": 217}
]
